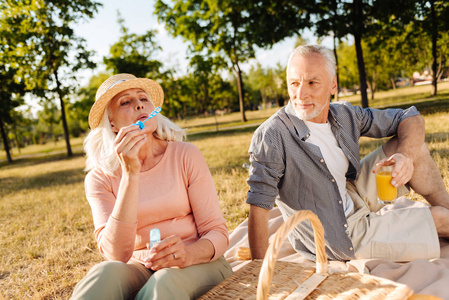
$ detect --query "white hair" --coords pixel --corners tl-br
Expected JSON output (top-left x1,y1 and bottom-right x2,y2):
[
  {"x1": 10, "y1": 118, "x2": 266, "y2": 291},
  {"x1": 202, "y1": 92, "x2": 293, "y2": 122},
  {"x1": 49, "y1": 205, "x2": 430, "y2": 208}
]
[
  {"x1": 287, "y1": 45, "x2": 336, "y2": 80},
  {"x1": 84, "y1": 110, "x2": 186, "y2": 176}
]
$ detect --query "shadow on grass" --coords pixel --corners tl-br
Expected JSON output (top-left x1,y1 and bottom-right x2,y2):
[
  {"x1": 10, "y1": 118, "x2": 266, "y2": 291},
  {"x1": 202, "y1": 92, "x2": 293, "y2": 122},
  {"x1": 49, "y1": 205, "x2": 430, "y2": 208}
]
[
  {"x1": 0, "y1": 151, "x2": 85, "y2": 169},
  {"x1": 186, "y1": 124, "x2": 259, "y2": 142},
  {"x1": 183, "y1": 117, "x2": 268, "y2": 131},
  {"x1": 0, "y1": 167, "x2": 86, "y2": 197},
  {"x1": 382, "y1": 96, "x2": 449, "y2": 114},
  {"x1": 359, "y1": 131, "x2": 449, "y2": 159}
]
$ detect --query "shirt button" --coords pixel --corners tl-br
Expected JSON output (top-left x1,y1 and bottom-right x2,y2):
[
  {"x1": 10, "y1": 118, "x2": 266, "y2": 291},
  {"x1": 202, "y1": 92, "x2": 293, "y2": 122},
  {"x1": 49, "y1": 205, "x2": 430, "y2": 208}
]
[
  {"x1": 331, "y1": 179, "x2": 335, "y2": 183},
  {"x1": 344, "y1": 224, "x2": 348, "y2": 228},
  {"x1": 339, "y1": 201, "x2": 342, "y2": 204},
  {"x1": 320, "y1": 159, "x2": 324, "y2": 163},
  {"x1": 349, "y1": 247, "x2": 353, "y2": 251}
]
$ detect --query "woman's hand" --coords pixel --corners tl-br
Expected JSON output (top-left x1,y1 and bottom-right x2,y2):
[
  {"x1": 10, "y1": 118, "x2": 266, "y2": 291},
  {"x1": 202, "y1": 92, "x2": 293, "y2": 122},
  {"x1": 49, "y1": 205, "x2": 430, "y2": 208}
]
[
  {"x1": 114, "y1": 125, "x2": 147, "y2": 174},
  {"x1": 144, "y1": 235, "x2": 187, "y2": 271}
]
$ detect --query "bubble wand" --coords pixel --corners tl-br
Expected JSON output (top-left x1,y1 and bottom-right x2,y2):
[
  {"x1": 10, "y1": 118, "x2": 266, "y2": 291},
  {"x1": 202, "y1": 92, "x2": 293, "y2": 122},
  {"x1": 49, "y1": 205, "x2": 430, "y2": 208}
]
[{"x1": 132, "y1": 107, "x2": 162, "y2": 129}]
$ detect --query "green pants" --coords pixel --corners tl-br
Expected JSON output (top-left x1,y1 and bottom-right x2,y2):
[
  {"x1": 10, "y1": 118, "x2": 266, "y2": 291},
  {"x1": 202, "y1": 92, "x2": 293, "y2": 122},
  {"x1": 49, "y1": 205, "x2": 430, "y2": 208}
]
[{"x1": 70, "y1": 256, "x2": 232, "y2": 300}]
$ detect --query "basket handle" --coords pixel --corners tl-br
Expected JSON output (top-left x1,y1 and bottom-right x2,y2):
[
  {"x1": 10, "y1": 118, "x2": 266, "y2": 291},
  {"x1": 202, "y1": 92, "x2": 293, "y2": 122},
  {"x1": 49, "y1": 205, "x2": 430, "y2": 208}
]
[{"x1": 256, "y1": 210, "x2": 328, "y2": 300}]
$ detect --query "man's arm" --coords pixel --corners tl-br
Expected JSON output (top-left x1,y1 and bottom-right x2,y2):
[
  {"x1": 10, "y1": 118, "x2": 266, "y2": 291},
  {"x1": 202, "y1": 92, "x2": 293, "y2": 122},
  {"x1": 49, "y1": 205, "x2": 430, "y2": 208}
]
[
  {"x1": 248, "y1": 204, "x2": 270, "y2": 259},
  {"x1": 378, "y1": 114, "x2": 425, "y2": 187}
]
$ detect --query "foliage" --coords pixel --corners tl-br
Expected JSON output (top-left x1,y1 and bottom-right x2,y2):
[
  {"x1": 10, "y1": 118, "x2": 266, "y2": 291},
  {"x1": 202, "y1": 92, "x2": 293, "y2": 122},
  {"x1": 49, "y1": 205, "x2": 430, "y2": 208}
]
[
  {"x1": 245, "y1": 63, "x2": 287, "y2": 109},
  {"x1": 154, "y1": 0, "x2": 311, "y2": 122},
  {"x1": 103, "y1": 13, "x2": 162, "y2": 78},
  {"x1": 0, "y1": 0, "x2": 101, "y2": 158},
  {"x1": 70, "y1": 73, "x2": 110, "y2": 134}
]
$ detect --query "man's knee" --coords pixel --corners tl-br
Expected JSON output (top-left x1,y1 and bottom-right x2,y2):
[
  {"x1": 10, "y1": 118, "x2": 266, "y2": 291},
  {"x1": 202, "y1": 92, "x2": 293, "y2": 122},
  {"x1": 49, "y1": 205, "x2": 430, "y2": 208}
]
[
  {"x1": 430, "y1": 206, "x2": 449, "y2": 237},
  {"x1": 415, "y1": 142, "x2": 431, "y2": 160}
]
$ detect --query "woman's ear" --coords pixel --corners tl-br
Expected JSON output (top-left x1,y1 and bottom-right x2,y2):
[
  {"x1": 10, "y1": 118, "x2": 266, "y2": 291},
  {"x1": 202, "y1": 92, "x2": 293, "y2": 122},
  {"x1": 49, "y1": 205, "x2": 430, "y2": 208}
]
[{"x1": 110, "y1": 119, "x2": 119, "y2": 133}]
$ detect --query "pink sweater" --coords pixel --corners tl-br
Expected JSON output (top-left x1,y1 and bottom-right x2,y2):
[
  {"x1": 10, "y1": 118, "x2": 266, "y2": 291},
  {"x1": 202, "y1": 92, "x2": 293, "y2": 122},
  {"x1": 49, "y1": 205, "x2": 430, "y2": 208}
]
[{"x1": 85, "y1": 141, "x2": 229, "y2": 264}]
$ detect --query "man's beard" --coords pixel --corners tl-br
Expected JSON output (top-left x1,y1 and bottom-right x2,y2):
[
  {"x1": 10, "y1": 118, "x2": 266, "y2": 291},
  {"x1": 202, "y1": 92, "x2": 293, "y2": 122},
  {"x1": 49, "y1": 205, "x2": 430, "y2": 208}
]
[{"x1": 293, "y1": 101, "x2": 326, "y2": 121}]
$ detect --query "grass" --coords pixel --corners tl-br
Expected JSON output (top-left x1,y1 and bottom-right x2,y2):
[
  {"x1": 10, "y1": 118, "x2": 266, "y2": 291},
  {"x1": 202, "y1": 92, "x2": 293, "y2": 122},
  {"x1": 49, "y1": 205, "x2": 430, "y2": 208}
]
[{"x1": 1, "y1": 82, "x2": 449, "y2": 299}]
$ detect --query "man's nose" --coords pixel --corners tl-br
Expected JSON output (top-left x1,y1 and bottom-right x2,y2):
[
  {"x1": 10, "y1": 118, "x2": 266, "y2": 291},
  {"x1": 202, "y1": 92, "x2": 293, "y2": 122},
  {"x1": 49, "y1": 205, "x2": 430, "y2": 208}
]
[{"x1": 296, "y1": 84, "x2": 307, "y2": 100}]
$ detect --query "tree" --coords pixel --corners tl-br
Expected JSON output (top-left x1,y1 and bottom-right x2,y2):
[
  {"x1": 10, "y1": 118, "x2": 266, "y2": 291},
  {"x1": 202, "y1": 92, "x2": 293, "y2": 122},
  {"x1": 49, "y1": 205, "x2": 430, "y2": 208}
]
[
  {"x1": 188, "y1": 54, "x2": 226, "y2": 114},
  {"x1": 103, "y1": 13, "x2": 163, "y2": 78},
  {"x1": 71, "y1": 73, "x2": 109, "y2": 133},
  {"x1": 0, "y1": 67, "x2": 25, "y2": 162},
  {"x1": 246, "y1": 63, "x2": 287, "y2": 109},
  {"x1": 1, "y1": 0, "x2": 100, "y2": 157},
  {"x1": 414, "y1": 1, "x2": 449, "y2": 95},
  {"x1": 335, "y1": 41, "x2": 359, "y2": 94},
  {"x1": 155, "y1": 0, "x2": 311, "y2": 121}
]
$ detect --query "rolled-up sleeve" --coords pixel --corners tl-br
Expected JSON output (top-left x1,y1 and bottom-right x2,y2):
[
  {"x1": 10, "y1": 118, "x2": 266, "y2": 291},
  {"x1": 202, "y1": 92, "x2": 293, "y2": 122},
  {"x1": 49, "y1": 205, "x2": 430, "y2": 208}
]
[
  {"x1": 247, "y1": 125, "x2": 285, "y2": 210},
  {"x1": 352, "y1": 104, "x2": 420, "y2": 138}
]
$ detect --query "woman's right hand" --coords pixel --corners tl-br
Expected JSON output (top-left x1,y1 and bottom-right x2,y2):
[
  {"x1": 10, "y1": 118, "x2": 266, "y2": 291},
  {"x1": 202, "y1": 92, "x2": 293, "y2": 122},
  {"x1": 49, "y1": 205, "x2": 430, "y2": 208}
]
[{"x1": 114, "y1": 125, "x2": 147, "y2": 174}]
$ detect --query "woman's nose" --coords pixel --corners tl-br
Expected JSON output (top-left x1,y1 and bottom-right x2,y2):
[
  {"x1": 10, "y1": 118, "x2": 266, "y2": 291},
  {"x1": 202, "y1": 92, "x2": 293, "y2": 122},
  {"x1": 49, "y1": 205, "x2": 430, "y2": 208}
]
[{"x1": 136, "y1": 101, "x2": 144, "y2": 110}]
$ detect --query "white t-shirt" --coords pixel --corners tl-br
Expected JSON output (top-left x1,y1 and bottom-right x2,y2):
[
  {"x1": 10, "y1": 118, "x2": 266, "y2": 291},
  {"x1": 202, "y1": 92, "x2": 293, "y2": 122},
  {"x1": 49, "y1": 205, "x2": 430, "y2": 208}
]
[{"x1": 304, "y1": 120, "x2": 354, "y2": 216}]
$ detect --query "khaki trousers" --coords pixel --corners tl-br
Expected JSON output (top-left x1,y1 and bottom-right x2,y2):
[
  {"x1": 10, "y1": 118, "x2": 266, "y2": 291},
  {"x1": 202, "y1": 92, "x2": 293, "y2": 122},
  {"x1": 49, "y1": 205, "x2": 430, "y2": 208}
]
[
  {"x1": 70, "y1": 256, "x2": 232, "y2": 300},
  {"x1": 346, "y1": 146, "x2": 440, "y2": 262}
]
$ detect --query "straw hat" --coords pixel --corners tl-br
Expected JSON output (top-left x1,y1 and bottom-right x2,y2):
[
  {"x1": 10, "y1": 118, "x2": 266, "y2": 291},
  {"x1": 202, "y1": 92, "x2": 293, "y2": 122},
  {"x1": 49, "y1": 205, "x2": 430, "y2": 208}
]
[{"x1": 88, "y1": 73, "x2": 164, "y2": 129}]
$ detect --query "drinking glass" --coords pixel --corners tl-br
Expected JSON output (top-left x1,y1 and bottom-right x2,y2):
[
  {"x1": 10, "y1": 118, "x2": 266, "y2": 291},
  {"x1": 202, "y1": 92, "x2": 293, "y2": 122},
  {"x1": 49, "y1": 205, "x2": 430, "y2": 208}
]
[{"x1": 375, "y1": 165, "x2": 397, "y2": 204}]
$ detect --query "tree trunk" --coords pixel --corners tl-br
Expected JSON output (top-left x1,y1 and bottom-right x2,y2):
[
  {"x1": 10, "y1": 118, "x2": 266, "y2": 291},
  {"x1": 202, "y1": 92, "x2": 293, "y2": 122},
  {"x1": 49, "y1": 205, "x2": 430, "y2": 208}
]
[
  {"x1": 235, "y1": 63, "x2": 247, "y2": 122},
  {"x1": 430, "y1": 0, "x2": 438, "y2": 96},
  {"x1": 53, "y1": 70, "x2": 72, "y2": 157},
  {"x1": 12, "y1": 122, "x2": 21, "y2": 154},
  {"x1": 0, "y1": 116, "x2": 12, "y2": 163},
  {"x1": 333, "y1": 34, "x2": 339, "y2": 102},
  {"x1": 353, "y1": 0, "x2": 369, "y2": 108},
  {"x1": 390, "y1": 77, "x2": 396, "y2": 90},
  {"x1": 203, "y1": 81, "x2": 210, "y2": 114}
]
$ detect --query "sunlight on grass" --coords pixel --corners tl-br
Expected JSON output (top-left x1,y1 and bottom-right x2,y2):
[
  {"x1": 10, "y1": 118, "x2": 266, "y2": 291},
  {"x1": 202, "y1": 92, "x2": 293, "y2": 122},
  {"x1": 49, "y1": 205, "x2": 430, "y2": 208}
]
[{"x1": 1, "y1": 85, "x2": 449, "y2": 299}]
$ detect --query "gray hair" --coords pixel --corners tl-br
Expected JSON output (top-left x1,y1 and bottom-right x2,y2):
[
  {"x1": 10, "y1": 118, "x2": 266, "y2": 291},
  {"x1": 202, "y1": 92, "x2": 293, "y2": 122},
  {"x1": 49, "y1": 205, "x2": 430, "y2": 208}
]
[
  {"x1": 84, "y1": 110, "x2": 186, "y2": 176},
  {"x1": 287, "y1": 45, "x2": 336, "y2": 80}
]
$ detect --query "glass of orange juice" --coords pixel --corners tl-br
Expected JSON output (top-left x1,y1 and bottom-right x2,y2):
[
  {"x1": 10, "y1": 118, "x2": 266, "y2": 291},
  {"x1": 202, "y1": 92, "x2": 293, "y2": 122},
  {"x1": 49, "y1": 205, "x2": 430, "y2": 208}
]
[{"x1": 376, "y1": 165, "x2": 397, "y2": 204}]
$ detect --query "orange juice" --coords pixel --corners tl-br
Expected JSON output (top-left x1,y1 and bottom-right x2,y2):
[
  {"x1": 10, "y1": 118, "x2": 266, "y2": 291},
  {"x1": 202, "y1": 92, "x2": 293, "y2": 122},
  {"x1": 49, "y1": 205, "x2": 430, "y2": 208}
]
[{"x1": 376, "y1": 171, "x2": 397, "y2": 201}]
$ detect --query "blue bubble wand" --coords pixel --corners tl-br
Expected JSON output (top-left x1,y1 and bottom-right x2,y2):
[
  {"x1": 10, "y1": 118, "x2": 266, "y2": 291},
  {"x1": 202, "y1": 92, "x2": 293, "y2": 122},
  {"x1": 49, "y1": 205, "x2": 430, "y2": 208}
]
[{"x1": 132, "y1": 107, "x2": 162, "y2": 129}]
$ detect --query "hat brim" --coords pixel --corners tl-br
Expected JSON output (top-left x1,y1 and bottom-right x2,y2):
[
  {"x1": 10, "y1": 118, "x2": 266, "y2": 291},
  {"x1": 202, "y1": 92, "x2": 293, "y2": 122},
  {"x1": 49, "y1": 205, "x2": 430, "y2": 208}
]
[{"x1": 88, "y1": 78, "x2": 164, "y2": 129}]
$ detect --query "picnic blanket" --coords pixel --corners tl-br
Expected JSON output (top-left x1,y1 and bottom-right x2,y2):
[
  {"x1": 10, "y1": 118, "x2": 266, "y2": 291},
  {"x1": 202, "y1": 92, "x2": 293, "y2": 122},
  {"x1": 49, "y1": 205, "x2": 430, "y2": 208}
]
[{"x1": 225, "y1": 207, "x2": 449, "y2": 300}]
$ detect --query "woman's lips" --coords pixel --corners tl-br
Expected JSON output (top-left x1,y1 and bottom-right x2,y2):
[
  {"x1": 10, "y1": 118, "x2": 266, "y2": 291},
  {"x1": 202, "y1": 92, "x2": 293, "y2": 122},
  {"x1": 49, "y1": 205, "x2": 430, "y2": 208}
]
[{"x1": 137, "y1": 114, "x2": 148, "y2": 121}]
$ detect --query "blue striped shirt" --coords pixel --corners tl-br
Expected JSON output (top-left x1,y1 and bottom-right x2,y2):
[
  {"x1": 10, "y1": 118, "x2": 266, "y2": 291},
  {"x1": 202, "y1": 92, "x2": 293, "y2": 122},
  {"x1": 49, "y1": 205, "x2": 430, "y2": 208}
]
[{"x1": 247, "y1": 101, "x2": 419, "y2": 261}]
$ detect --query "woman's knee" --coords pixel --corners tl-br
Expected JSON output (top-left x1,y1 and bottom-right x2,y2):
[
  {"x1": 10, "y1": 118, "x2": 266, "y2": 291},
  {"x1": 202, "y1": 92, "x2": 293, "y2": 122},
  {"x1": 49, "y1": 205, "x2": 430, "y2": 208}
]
[
  {"x1": 88, "y1": 261, "x2": 130, "y2": 280},
  {"x1": 71, "y1": 261, "x2": 142, "y2": 300},
  {"x1": 136, "y1": 268, "x2": 189, "y2": 300}
]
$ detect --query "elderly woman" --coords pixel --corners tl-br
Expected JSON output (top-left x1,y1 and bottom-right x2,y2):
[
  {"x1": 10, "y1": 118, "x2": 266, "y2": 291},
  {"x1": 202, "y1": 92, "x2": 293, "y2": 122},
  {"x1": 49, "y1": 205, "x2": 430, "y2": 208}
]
[{"x1": 71, "y1": 74, "x2": 232, "y2": 300}]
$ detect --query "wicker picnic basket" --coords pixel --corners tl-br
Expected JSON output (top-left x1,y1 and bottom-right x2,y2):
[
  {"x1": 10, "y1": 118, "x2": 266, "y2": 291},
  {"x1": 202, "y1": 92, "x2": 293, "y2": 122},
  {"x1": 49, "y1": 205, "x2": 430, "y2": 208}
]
[{"x1": 199, "y1": 210, "x2": 414, "y2": 300}]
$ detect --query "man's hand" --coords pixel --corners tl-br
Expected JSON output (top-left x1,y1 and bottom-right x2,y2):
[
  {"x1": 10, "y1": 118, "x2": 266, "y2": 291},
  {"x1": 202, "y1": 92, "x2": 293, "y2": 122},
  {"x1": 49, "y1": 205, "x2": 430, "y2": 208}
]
[
  {"x1": 373, "y1": 153, "x2": 414, "y2": 187},
  {"x1": 248, "y1": 205, "x2": 270, "y2": 259}
]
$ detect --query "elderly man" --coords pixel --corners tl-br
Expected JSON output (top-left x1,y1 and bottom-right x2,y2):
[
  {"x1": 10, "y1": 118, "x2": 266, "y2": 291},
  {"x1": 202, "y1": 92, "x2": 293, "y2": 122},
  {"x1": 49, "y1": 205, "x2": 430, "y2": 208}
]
[{"x1": 247, "y1": 45, "x2": 449, "y2": 262}]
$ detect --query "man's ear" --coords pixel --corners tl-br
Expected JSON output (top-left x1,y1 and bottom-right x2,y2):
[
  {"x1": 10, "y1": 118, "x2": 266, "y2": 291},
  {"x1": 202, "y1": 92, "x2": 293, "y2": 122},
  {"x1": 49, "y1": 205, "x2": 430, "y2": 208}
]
[{"x1": 330, "y1": 75, "x2": 338, "y2": 95}]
